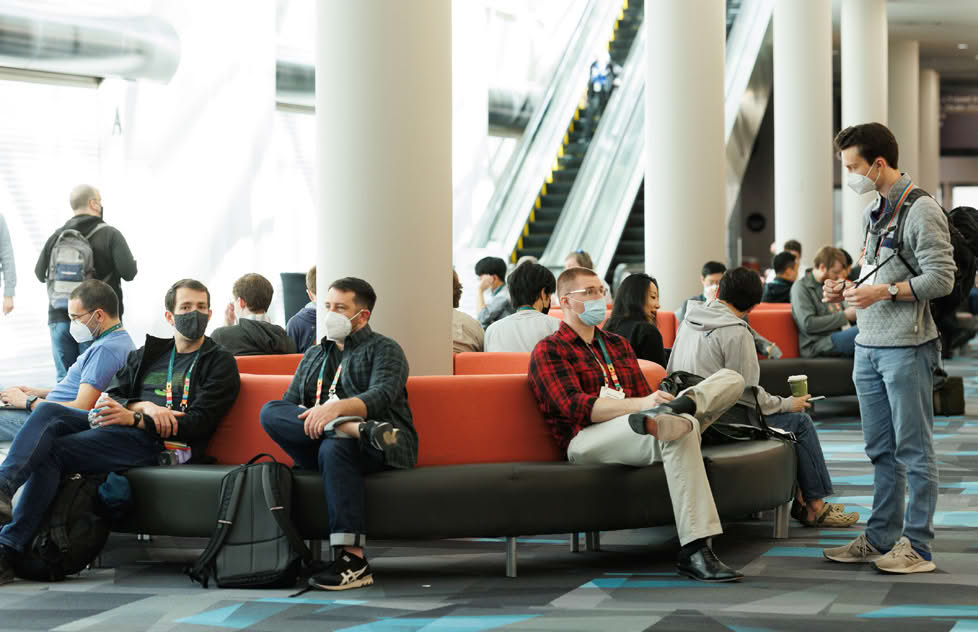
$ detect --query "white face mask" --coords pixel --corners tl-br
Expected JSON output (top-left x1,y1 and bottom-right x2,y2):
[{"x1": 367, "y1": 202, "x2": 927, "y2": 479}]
[
  {"x1": 847, "y1": 162, "x2": 881, "y2": 195},
  {"x1": 69, "y1": 312, "x2": 98, "y2": 343},
  {"x1": 703, "y1": 284, "x2": 719, "y2": 302},
  {"x1": 325, "y1": 309, "x2": 364, "y2": 343}
]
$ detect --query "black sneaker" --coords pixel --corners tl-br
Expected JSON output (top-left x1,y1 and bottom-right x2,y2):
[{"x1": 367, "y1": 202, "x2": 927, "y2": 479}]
[
  {"x1": 0, "y1": 545, "x2": 15, "y2": 586},
  {"x1": 308, "y1": 552, "x2": 373, "y2": 591},
  {"x1": 0, "y1": 488, "x2": 11, "y2": 526},
  {"x1": 361, "y1": 421, "x2": 403, "y2": 462}
]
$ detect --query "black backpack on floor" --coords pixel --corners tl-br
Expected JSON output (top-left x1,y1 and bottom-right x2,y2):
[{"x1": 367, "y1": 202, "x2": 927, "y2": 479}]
[
  {"x1": 187, "y1": 454, "x2": 312, "y2": 589},
  {"x1": 13, "y1": 473, "x2": 115, "y2": 582}
]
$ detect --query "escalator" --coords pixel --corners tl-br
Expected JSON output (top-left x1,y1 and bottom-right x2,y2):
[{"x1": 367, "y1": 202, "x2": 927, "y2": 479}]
[{"x1": 513, "y1": 0, "x2": 644, "y2": 262}]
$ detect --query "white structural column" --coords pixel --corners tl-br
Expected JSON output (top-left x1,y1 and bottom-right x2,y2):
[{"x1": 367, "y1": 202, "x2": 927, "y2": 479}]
[
  {"x1": 888, "y1": 40, "x2": 920, "y2": 181},
  {"x1": 315, "y1": 1, "x2": 453, "y2": 375},
  {"x1": 646, "y1": 0, "x2": 725, "y2": 310},
  {"x1": 840, "y1": 0, "x2": 887, "y2": 253},
  {"x1": 773, "y1": 0, "x2": 833, "y2": 267},
  {"x1": 919, "y1": 69, "x2": 941, "y2": 195}
]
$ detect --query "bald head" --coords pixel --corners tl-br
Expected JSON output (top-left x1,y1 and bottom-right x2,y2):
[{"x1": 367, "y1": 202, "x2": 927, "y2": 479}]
[{"x1": 70, "y1": 185, "x2": 101, "y2": 215}]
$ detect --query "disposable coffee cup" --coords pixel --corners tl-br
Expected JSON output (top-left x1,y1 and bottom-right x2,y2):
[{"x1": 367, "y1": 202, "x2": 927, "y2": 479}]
[{"x1": 787, "y1": 375, "x2": 808, "y2": 397}]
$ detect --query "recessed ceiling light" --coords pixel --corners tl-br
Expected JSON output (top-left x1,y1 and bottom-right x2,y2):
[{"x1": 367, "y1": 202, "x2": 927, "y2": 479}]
[{"x1": 958, "y1": 43, "x2": 969, "y2": 50}]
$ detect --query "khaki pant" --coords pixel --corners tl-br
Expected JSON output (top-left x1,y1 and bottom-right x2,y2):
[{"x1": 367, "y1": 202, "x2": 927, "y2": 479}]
[{"x1": 567, "y1": 369, "x2": 745, "y2": 546}]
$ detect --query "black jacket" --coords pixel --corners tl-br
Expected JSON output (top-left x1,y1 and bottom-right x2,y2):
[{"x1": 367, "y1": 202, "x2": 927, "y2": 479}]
[
  {"x1": 761, "y1": 278, "x2": 793, "y2": 303},
  {"x1": 35, "y1": 214, "x2": 137, "y2": 323},
  {"x1": 106, "y1": 335, "x2": 240, "y2": 461},
  {"x1": 211, "y1": 319, "x2": 297, "y2": 356},
  {"x1": 604, "y1": 318, "x2": 667, "y2": 366}
]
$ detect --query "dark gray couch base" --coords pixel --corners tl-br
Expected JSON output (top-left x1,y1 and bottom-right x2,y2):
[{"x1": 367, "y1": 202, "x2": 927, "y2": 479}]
[
  {"x1": 759, "y1": 358, "x2": 855, "y2": 398},
  {"x1": 118, "y1": 440, "x2": 796, "y2": 547}
]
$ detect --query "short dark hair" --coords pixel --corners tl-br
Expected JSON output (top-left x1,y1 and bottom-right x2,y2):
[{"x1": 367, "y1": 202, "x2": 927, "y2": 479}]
[
  {"x1": 566, "y1": 250, "x2": 594, "y2": 269},
  {"x1": 701, "y1": 261, "x2": 727, "y2": 278},
  {"x1": 717, "y1": 267, "x2": 763, "y2": 312},
  {"x1": 69, "y1": 279, "x2": 119, "y2": 317},
  {"x1": 606, "y1": 273, "x2": 658, "y2": 332},
  {"x1": 452, "y1": 268, "x2": 462, "y2": 308},
  {"x1": 840, "y1": 248, "x2": 853, "y2": 267},
  {"x1": 165, "y1": 279, "x2": 211, "y2": 312},
  {"x1": 772, "y1": 251, "x2": 797, "y2": 275},
  {"x1": 834, "y1": 122, "x2": 899, "y2": 169},
  {"x1": 783, "y1": 240, "x2": 802, "y2": 255},
  {"x1": 232, "y1": 273, "x2": 274, "y2": 313},
  {"x1": 329, "y1": 277, "x2": 377, "y2": 312},
  {"x1": 508, "y1": 262, "x2": 556, "y2": 307},
  {"x1": 475, "y1": 256, "x2": 507, "y2": 281}
]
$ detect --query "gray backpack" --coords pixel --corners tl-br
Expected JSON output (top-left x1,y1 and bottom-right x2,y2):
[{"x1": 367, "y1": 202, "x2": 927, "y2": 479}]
[
  {"x1": 46, "y1": 224, "x2": 109, "y2": 309},
  {"x1": 187, "y1": 455, "x2": 312, "y2": 589}
]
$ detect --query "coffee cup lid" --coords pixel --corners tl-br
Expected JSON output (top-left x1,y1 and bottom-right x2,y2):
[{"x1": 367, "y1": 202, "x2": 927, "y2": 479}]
[{"x1": 787, "y1": 375, "x2": 808, "y2": 381}]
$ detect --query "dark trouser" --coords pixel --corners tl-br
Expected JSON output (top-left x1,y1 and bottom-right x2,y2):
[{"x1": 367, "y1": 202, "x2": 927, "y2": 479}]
[
  {"x1": 0, "y1": 403, "x2": 162, "y2": 552},
  {"x1": 48, "y1": 321, "x2": 92, "y2": 382},
  {"x1": 259, "y1": 400, "x2": 389, "y2": 548},
  {"x1": 765, "y1": 412, "x2": 833, "y2": 502},
  {"x1": 830, "y1": 327, "x2": 860, "y2": 357}
]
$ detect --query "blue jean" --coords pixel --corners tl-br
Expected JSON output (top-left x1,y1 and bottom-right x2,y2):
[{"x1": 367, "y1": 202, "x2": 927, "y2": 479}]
[
  {"x1": 260, "y1": 400, "x2": 389, "y2": 548},
  {"x1": 854, "y1": 341, "x2": 939, "y2": 553},
  {"x1": 969, "y1": 287, "x2": 978, "y2": 315},
  {"x1": 830, "y1": 326, "x2": 860, "y2": 357},
  {"x1": 0, "y1": 407, "x2": 29, "y2": 442},
  {"x1": 0, "y1": 403, "x2": 162, "y2": 552},
  {"x1": 766, "y1": 412, "x2": 833, "y2": 501},
  {"x1": 48, "y1": 321, "x2": 91, "y2": 383}
]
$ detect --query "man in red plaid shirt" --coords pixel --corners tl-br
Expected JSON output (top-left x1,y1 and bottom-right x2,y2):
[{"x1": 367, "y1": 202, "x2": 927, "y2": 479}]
[{"x1": 529, "y1": 267, "x2": 746, "y2": 583}]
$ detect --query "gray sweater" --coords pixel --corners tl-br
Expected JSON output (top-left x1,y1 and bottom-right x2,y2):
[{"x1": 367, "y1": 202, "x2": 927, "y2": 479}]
[
  {"x1": 791, "y1": 271, "x2": 849, "y2": 357},
  {"x1": 668, "y1": 300, "x2": 793, "y2": 415},
  {"x1": 0, "y1": 213, "x2": 14, "y2": 297},
  {"x1": 857, "y1": 174, "x2": 955, "y2": 347}
]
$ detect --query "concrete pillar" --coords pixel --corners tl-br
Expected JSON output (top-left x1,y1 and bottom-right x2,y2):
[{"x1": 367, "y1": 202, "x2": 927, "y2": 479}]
[
  {"x1": 315, "y1": 0, "x2": 453, "y2": 375},
  {"x1": 888, "y1": 40, "x2": 920, "y2": 180},
  {"x1": 646, "y1": 0, "x2": 725, "y2": 310},
  {"x1": 919, "y1": 69, "x2": 941, "y2": 195},
  {"x1": 840, "y1": 0, "x2": 887, "y2": 254},
  {"x1": 774, "y1": 0, "x2": 833, "y2": 268}
]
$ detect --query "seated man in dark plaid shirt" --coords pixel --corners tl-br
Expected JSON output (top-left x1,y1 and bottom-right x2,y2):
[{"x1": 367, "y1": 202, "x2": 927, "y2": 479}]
[
  {"x1": 260, "y1": 277, "x2": 416, "y2": 591},
  {"x1": 528, "y1": 267, "x2": 746, "y2": 583}
]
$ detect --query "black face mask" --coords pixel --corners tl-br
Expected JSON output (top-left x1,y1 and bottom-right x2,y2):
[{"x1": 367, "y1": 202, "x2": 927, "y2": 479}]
[
  {"x1": 173, "y1": 310, "x2": 209, "y2": 340},
  {"x1": 542, "y1": 295, "x2": 551, "y2": 316}
]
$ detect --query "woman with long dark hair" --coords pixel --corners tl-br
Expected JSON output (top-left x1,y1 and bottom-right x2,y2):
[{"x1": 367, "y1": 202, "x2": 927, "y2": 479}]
[{"x1": 604, "y1": 273, "x2": 666, "y2": 366}]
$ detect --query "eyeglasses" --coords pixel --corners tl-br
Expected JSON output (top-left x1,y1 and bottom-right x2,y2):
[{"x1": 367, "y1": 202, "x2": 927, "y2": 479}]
[
  {"x1": 68, "y1": 310, "x2": 95, "y2": 322},
  {"x1": 566, "y1": 286, "x2": 607, "y2": 299}
]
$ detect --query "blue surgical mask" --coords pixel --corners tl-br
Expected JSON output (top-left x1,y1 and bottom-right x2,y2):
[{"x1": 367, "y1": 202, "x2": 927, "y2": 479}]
[{"x1": 571, "y1": 297, "x2": 606, "y2": 327}]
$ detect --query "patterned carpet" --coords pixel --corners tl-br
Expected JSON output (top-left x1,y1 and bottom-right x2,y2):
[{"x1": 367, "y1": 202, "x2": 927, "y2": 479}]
[{"x1": 3, "y1": 348, "x2": 978, "y2": 631}]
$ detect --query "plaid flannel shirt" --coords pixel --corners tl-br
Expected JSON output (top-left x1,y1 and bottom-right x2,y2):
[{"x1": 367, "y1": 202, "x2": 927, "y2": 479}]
[{"x1": 528, "y1": 323, "x2": 652, "y2": 452}]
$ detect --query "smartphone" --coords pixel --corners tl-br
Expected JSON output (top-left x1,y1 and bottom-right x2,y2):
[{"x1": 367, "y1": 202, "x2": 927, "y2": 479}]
[{"x1": 808, "y1": 396, "x2": 826, "y2": 402}]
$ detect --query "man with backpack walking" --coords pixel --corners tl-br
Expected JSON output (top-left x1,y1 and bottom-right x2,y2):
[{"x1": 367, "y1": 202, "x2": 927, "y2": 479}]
[
  {"x1": 35, "y1": 185, "x2": 137, "y2": 381},
  {"x1": 823, "y1": 123, "x2": 955, "y2": 574}
]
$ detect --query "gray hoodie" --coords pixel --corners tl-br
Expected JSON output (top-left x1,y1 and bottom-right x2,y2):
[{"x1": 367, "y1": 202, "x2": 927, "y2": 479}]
[{"x1": 667, "y1": 300, "x2": 793, "y2": 415}]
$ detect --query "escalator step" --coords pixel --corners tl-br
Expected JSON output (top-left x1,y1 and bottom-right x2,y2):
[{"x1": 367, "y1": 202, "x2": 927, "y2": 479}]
[
  {"x1": 552, "y1": 170, "x2": 579, "y2": 181},
  {"x1": 613, "y1": 254, "x2": 645, "y2": 264},
  {"x1": 622, "y1": 227, "x2": 644, "y2": 241},
  {"x1": 517, "y1": 247, "x2": 545, "y2": 259},
  {"x1": 547, "y1": 182, "x2": 573, "y2": 194},
  {"x1": 558, "y1": 157, "x2": 583, "y2": 168},
  {"x1": 617, "y1": 240, "x2": 644, "y2": 256},
  {"x1": 535, "y1": 209, "x2": 562, "y2": 221},
  {"x1": 523, "y1": 234, "x2": 551, "y2": 247},
  {"x1": 527, "y1": 220, "x2": 557, "y2": 233}
]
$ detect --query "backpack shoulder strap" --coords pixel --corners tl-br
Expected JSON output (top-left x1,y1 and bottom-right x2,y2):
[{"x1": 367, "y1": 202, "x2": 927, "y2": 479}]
[
  {"x1": 188, "y1": 465, "x2": 247, "y2": 587},
  {"x1": 84, "y1": 223, "x2": 109, "y2": 240},
  {"x1": 261, "y1": 464, "x2": 312, "y2": 563},
  {"x1": 892, "y1": 187, "x2": 931, "y2": 276}
]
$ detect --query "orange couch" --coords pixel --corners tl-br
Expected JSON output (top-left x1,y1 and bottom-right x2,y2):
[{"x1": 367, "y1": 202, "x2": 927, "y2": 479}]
[
  {"x1": 747, "y1": 310, "x2": 801, "y2": 358},
  {"x1": 753, "y1": 302, "x2": 793, "y2": 311},
  {"x1": 656, "y1": 311, "x2": 677, "y2": 348},
  {"x1": 235, "y1": 354, "x2": 304, "y2": 375},
  {"x1": 453, "y1": 352, "x2": 666, "y2": 386}
]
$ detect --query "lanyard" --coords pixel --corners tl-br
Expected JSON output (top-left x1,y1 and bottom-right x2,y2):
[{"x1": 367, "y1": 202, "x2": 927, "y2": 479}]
[
  {"x1": 95, "y1": 323, "x2": 123, "y2": 341},
  {"x1": 586, "y1": 333, "x2": 623, "y2": 392},
  {"x1": 517, "y1": 306, "x2": 535, "y2": 312},
  {"x1": 864, "y1": 180, "x2": 914, "y2": 261},
  {"x1": 166, "y1": 347, "x2": 200, "y2": 411},
  {"x1": 315, "y1": 349, "x2": 343, "y2": 405}
]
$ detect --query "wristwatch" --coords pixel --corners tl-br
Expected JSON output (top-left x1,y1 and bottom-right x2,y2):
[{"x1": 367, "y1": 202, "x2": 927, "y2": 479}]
[
  {"x1": 888, "y1": 284, "x2": 899, "y2": 302},
  {"x1": 25, "y1": 395, "x2": 38, "y2": 412},
  {"x1": 132, "y1": 411, "x2": 143, "y2": 427}
]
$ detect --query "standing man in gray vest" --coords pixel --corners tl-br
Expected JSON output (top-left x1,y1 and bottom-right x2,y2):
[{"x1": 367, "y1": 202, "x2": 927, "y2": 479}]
[
  {"x1": 35, "y1": 185, "x2": 138, "y2": 381},
  {"x1": 823, "y1": 123, "x2": 955, "y2": 574}
]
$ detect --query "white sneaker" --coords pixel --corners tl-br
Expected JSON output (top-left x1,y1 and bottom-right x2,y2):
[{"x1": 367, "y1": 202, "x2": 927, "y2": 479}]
[
  {"x1": 872, "y1": 537, "x2": 936, "y2": 574},
  {"x1": 823, "y1": 533, "x2": 882, "y2": 563}
]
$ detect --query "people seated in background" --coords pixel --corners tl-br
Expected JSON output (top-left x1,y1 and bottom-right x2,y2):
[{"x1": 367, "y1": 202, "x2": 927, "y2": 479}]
[
  {"x1": 287, "y1": 265, "x2": 318, "y2": 354},
  {"x1": 761, "y1": 251, "x2": 798, "y2": 303},
  {"x1": 452, "y1": 268, "x2": 483, "y2": 353},
  {"x1": 792, "y1": 246, "x2": 859, "y2": 358},
  {"x1": 475, "y1": 256, "x2": 514, "y2": 328},
  {"x1": 676, "y1": 261, "x2": 725, "y2": 324},
  {"x1": 563, "y1": 249, "x2": 612, "y2": 300},
  {"x1": 783, "y1": 239, "x2": 802, "y2": 264},
  {"x1": 212, "y1": 273, "x2": 296, "y2": 356},
  {"x1": 0, "y1": 279, "x2": 240, "y2": 585},
  {"x1": 260, "y1": 277, "x2": 416, "y2": 591},
  {"x1": 604, "y1": 273, "x2": 666, "y2": 366},
  {"x1": 669, "y1": 267, "x2": 858, "y2": 529},
  {"x1": 485, "y1": 262, "x2": 559, "y2": 352},
  {"x1": 840, "y1": 248, "x2": 855, "y2": 280},
  {"x1": 528, "y1": 267, "x2": 747, "y2": 583},
  {"x1": 0, "y1": 280, "x2": 134, "y2": 441}
]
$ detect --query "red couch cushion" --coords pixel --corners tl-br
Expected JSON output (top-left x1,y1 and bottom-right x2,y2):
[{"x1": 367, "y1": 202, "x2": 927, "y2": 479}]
[
  {"x1": 454, "y1": 352, "x2": 531, "y2": 375},
  {"x1": 656, "y1": 311, "x2": 677, "y2": 348},
  {"x1": 753, "y1": 302, "x2": 793, "y2": 311},
  {"x1": 748, "y1": 310, "x2": 801, "y2": 358},
  {"x1": 235, "y1": 354, "x2": 304, "y2": 375},
  {"x1": 207, "y1": 374, "x2": 294, "y2": 465}
]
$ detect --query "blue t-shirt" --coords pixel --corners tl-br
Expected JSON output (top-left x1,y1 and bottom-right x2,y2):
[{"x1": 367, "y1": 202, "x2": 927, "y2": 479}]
[{"x1": 47, "y1": 329, "x2": 136, "y2": 402}]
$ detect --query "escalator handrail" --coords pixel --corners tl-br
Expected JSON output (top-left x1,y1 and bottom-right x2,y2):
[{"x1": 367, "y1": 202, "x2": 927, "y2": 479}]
[{"x1": 468, "y1": 0, "x2": 623, "y2": 253}]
